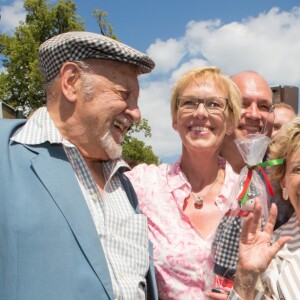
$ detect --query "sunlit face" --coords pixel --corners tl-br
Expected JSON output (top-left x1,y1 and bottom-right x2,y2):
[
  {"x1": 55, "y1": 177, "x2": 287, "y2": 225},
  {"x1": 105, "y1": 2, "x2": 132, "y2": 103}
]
[
  {"x1": 271, "y1": 107, "x2": 296, "y2": 139},
  {"x1": 172, "y1": 80, "x2": 231, "y2": 154},
  {"x1": 232, "y1": 74, "x2": 274, "y2": 139},
  {"x1": 281, "y1": 149, "x2": 300, "y2": 224},
  {"x1": 75, "y1": 59, "x2": 140, "y2": 160}
]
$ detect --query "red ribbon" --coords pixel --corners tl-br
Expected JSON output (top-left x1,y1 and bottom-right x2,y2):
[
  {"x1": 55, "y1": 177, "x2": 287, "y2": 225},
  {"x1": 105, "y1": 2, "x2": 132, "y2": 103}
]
[{"x1": 237, "y1": 165, "x2": 274, "y2": 204}]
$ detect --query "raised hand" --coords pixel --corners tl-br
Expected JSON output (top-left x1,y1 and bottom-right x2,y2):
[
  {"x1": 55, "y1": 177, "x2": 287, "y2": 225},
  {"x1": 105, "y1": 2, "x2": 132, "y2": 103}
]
[{"x1": 233, "y1": 201, "x2": 291, "y2": 299}]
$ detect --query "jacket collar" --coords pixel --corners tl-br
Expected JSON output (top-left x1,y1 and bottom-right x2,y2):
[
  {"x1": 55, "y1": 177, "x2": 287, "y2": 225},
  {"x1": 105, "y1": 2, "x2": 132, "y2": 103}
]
[{"x1": 26, "y1": 142, "x2": 114, "y2": 299}]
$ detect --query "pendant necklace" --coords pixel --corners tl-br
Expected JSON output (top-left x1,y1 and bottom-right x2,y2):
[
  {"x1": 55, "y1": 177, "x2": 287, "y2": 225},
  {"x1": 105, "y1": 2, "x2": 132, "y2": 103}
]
[{"x1": 191, "y1": 172, "x2": 220, "y2": 209}]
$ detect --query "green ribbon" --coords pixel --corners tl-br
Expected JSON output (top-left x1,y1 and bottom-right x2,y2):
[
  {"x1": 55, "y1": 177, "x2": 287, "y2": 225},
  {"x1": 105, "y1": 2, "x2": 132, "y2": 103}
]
[{"x1": 238, "y1": 158, "x2": 284, "y2": 205}]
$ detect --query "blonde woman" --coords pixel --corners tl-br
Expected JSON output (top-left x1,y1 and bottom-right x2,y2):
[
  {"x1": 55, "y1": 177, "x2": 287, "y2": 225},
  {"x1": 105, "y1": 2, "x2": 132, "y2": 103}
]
[{"x1": 126, "y1": 66, "x2": 241, "y2": 299}]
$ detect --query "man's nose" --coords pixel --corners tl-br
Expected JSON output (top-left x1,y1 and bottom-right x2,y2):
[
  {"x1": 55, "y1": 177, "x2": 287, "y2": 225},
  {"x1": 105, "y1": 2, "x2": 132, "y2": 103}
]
[
  {"x1": 244, "y1": 102, "x2": 261, "y2": 119},
  {"x1": 125, "y1": 104, "x2": 141, "y2": 124}
]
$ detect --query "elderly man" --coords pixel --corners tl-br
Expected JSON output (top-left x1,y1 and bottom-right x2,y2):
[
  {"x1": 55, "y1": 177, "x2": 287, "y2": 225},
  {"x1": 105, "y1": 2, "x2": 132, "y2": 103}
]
[
  {"x1": 0, "y1": 31, "x2": 157, "y2": 300},
  {"x1": 220, "y1": 71, "x2": 274, "y2": 173}
]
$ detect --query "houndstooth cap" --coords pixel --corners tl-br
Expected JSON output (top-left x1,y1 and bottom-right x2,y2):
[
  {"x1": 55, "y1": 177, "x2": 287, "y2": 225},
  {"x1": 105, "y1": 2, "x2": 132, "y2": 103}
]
[{"x1": 38, "y1": 31, "x2": 155, "y2": 82}]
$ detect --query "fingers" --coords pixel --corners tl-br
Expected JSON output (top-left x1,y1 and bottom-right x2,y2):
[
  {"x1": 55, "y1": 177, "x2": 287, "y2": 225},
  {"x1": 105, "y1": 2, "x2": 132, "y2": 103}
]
[
  {"x1": 240, "y1": 200, "x2": 262, "y2": 242},
  {"x1": 269, "y1": 236, "x2": 292, "y2": 258},
  {"x1": 264, "y1": 203, "x2": 277, "y2": 235},
  {"x1": 251, "y1": 199, "x2": 262, "y2": 228}
]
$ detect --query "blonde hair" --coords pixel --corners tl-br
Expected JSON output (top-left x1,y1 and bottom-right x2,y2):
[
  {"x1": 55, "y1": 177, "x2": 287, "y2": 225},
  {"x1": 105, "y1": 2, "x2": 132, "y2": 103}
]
[
  {"x1": 268, "y1": 116, "x2": 300, "y2": 193},
  {"x1": 170, "y1": 66, "x2": 241, "y2": 128}
]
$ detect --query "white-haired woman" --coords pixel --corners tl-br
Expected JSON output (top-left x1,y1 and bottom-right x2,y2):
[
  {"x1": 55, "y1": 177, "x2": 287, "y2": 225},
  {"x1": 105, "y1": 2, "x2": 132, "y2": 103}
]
[{"x1": 226, "y1": 116, "x2": 300, "y2": 300}]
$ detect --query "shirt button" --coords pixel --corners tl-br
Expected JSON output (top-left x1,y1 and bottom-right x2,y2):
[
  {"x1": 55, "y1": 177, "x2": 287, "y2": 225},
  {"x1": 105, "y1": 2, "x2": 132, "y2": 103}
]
[{"x1": 91, "y1": 193, "x2": 98, "y2": 201}]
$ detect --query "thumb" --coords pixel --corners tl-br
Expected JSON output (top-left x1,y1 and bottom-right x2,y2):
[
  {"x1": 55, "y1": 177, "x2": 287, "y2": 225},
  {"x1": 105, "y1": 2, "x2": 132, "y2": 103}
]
[{"x1": 269, "y1": 236, "x2": 291, "y2": 258}]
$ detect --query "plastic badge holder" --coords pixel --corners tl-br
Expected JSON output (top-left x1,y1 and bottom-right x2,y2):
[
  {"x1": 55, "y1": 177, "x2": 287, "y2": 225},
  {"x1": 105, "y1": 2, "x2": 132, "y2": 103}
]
[{"x1": 210, "y1": 133, "x2": 271, "y2": 294}]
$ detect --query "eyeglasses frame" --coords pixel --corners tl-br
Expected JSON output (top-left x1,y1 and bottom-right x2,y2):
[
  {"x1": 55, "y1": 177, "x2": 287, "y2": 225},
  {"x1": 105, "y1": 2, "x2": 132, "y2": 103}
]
[{"x1": 177, "y1": 96, "x2": 228, "y2": 114}]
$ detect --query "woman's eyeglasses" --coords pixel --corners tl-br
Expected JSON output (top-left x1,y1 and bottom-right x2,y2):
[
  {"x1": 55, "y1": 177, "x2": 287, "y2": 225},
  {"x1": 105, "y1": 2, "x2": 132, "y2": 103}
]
[{"x1": 177, "y1": 96, "x2": 228, "y2": 114}]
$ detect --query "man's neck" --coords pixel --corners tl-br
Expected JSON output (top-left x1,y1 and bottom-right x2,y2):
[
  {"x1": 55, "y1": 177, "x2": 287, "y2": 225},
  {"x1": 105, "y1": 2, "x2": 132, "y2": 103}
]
[
  {"x1": 84, "y1": 159, "x2": 106, "y2": 194},
  {"x1": 220, "y1": 136, "x2": 245, "y2": 174}
]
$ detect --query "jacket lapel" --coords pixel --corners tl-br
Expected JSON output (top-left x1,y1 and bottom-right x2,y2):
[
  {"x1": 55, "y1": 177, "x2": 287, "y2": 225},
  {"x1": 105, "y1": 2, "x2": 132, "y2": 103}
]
[{"x1": 28, "y1": 143, "x2": 114, "y2": 299}]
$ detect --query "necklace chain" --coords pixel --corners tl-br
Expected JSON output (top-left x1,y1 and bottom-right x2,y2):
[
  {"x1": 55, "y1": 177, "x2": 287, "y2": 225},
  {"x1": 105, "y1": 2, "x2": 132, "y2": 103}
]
[{"x1": 191, "y1": 171, "x2": 220, "y2": 208}]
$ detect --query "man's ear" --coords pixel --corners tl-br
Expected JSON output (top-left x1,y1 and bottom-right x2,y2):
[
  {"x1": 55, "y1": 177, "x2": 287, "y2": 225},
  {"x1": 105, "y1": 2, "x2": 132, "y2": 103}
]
[{"x1": 60, "y1": 62, "x2": 81, "y2": 103}]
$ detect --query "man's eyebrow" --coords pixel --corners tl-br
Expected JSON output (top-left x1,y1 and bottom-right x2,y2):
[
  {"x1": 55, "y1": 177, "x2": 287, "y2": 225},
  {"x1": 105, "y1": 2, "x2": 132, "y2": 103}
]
[
  {"x1": 242, "y1": 97, "x2": 271, "y2": 102},
  {"x1": 257, "y1": 99, "x2": 272, "y2": 103}
]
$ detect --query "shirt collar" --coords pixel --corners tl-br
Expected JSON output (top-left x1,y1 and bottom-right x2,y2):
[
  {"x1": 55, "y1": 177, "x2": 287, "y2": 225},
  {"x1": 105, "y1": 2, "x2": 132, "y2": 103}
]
[
  {"x1": 167, "y1": 156, "x2": 232, "y2": 192},
  {"x1": 166, "y1": 156, "x2": 236, "y2": 211},
  {"x1": 11, "y1": 107, "x2": 63, "y2": 145}
]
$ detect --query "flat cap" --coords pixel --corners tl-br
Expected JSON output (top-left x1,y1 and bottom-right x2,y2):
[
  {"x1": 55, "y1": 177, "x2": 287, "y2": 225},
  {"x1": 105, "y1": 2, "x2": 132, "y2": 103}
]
[{"x1": 38, "y1": 31, "x2": 155, "y2": 82}]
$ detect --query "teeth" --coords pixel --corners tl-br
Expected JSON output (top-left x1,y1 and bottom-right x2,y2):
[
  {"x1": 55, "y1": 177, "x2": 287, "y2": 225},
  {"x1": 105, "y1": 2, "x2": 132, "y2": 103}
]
[
  {"x1": 241, "y1": 126, "x2": 261, "y2": 132},
  {"x1": 191, "y1": 126, "x2": 210, "y2": 131},
  {"x1": 113, "y1": 120, "x2": 124, "y2": 131}
]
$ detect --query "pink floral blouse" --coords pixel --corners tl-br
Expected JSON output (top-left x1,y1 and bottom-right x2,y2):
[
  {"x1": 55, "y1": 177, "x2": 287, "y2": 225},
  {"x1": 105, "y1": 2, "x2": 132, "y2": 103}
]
[{"x1": 125, "y1": 157, "x2": 238, "y2": 300}]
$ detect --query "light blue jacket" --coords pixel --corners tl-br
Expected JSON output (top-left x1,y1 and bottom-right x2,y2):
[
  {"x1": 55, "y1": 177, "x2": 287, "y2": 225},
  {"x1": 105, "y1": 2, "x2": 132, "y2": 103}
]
[{"x1": 0, "y1": 119, "x2": 158, "y2": 300}]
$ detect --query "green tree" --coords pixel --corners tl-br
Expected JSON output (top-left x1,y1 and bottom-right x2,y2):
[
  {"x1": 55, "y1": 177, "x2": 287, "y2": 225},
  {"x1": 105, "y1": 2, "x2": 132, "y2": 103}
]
[
  {"x1": 123, "y1": 120, "x2": 160, "y2": 167},
  {"x1": 93, "y1": 9, "x2": 118, "y2": 41},
  {"x1": 0, "y1": 0, "x2": 84, "y2": 109}
]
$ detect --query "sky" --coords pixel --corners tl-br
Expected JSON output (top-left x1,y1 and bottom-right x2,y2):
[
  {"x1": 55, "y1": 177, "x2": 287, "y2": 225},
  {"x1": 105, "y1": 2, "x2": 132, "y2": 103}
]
[{"x1": 1, "y1": 0, "x2": 300, "y2": 162}]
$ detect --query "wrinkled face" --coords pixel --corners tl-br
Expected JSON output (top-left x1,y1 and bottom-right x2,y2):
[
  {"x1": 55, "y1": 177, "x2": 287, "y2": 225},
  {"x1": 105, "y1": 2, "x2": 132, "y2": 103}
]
[
  {"x1": 271, "y1": 107, "x2": 296, "y2": 139},
  {"x1": 281, "y1": 150, "x2": 300, "y2": 224},
  {"x1": 172, "y1": 80, "x2": 231, "y2": 154},
  {"x1": 75, "y1": 59, "x2": 140, "y2": 160},
  {"x1": 233, "y1": 74, "x2": 274, "y2": 139}
]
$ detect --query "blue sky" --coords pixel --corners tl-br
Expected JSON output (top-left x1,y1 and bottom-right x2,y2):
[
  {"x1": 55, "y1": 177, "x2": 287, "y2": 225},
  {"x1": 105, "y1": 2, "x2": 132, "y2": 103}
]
[{"x1": 1, "y1": 0, "x2": 300, "y2": 162}]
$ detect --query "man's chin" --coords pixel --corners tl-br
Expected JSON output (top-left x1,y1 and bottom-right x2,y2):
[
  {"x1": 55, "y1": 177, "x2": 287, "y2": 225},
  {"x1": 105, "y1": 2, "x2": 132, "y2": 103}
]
[
  {"x1": 106, "y1": 144, "x2": 122, "y2": 160},
  {"x1": 235, "y1": 128, "x2": 261, "y2": 138},
  {"x1": 100, "y1": 132, "x2": 123, "y2": 160}
]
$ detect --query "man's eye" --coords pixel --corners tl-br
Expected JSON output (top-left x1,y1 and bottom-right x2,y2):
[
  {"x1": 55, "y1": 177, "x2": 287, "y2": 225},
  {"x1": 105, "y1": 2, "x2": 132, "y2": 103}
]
[
  {"x1": 114, "y1": 89, "x2": 129, "y2": 100},
  {"x1": 273, "y1": 125, "x2": 281, "y2": 130},
  {"x1": 258, "y1": 105, "x2": 271, "y2": 112}
]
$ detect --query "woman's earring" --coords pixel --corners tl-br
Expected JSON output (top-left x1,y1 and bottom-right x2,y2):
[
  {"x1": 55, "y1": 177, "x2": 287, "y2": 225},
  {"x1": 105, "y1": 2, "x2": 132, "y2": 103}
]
[{"x1": 282, "y1": 188, "x2": 289, "y2": 200}]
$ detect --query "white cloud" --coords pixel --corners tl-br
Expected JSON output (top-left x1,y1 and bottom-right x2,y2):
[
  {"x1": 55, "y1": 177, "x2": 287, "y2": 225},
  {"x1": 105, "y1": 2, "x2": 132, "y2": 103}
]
[
  {"x1": 138, "y1": 80, "x2": 181, "y2": 158},
  {"x1": 147, "y1": 38, "x2": 186, "y2": 74},
  {"x1": 0, "y1": 0, "x2": 26, "y2": 33},
  {"x1": 141, "y1": 6, "x2": 300, "y2": 162},
  {"x1": 170, "y1": 58, "x2": 209, "y2": 82},
  {"x1": 181, "y1": 7, "x2": 300, "y2": 85}
]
